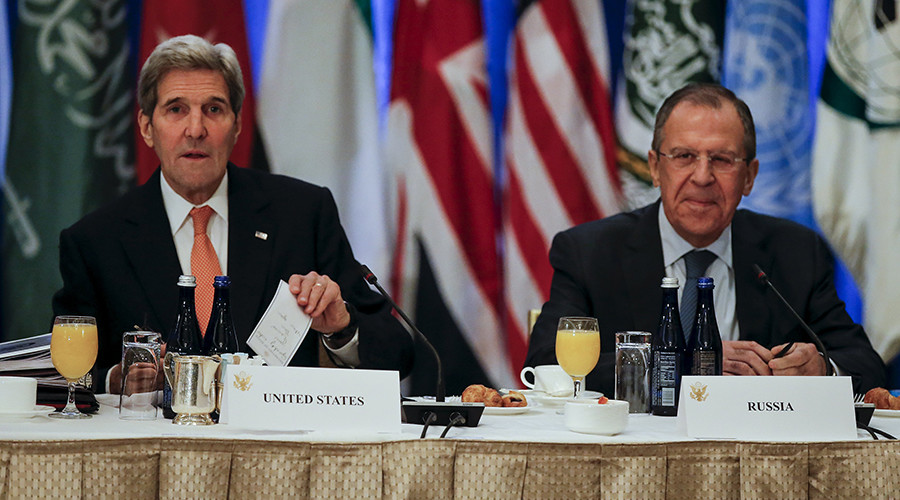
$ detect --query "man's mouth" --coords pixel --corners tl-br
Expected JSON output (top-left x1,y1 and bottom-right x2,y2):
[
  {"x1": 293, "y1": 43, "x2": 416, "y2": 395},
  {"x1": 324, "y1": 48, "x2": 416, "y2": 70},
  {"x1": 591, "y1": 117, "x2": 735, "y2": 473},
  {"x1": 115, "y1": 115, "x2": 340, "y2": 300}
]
[{"x1": 182, "y1": 151, "x2": 209, "y2": 159}]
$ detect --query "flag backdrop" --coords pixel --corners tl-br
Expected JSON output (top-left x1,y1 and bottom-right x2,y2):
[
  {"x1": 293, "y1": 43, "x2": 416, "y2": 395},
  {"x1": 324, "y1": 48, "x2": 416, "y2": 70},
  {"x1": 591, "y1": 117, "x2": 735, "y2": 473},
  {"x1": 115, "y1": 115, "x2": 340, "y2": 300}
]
[
  {"x1": 502, "y1": 0, "x2": 621, "y2": 373},
  {"x1": 0, "y1": 3, "x2": 10, "y2": 184},
  {"x1": 2, "y1": 1, "x2": 897, "y2": 388},
  {"x1": 812, "y1": 0, "x2": 900, "y2": 364},
  {"x1": 387, "y1": 0, "x2": 511, "y2": 393},
  {"x1": 723, "y1": 0, "x2": 815, "y2": 228},
  {"x1": 1, "y1": 0, "x2": 135, "y2": 339},
  {"x1": 256, "y1": 0, "x2": 388, "y2": 276}
]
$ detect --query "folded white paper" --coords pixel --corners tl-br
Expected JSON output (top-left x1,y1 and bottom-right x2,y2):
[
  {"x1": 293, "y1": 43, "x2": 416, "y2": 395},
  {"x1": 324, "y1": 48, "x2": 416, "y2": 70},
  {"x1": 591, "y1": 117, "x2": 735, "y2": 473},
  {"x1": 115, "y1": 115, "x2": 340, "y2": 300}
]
[{"x1": 246, "y1": 280, "x2": 312, "y2": 366}]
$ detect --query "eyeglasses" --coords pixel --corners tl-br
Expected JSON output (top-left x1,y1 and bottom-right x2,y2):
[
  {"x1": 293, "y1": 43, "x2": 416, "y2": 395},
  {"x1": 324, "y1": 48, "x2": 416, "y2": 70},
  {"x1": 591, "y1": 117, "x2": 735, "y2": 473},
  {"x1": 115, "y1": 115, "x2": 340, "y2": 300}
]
[{"x1": 657, "y1": 150, "x2": 747, "y2": 173}]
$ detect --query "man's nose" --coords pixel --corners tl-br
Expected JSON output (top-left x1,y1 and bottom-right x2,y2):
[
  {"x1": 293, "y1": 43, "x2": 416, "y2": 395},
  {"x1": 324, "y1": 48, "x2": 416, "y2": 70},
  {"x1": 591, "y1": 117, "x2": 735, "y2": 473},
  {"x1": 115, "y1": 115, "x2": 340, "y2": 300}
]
[
  {"x1": 185, "y1": 110, "x2": 207, "y2": 139},
  {"x1": 690, "y1": 157, "x2": 716, "y2": 184}
]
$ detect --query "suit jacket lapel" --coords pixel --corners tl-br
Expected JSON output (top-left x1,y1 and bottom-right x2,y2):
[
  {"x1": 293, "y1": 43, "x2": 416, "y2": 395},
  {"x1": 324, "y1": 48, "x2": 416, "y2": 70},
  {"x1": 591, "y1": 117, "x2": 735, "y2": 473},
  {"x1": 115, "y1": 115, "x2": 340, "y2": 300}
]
[
  {"x1": 623, "y1": 201, "x2": 666, "y2": 329},
  {"x1": 120, "y1": 170, "x2": 181, "y2": 331},
  {"x1": 226, "y1": 165, "x2": 277, "y2": 339},
  {"x1": 732, "y1": 211, "x2": 775, "y2": 346}
]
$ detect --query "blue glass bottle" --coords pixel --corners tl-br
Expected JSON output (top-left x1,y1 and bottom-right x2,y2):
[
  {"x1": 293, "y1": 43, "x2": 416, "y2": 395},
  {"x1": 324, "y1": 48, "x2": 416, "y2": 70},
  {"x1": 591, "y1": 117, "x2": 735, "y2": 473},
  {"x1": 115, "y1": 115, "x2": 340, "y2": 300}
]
[{"x1": 687, "y1": 277, "x2": 723, "y2": 376}]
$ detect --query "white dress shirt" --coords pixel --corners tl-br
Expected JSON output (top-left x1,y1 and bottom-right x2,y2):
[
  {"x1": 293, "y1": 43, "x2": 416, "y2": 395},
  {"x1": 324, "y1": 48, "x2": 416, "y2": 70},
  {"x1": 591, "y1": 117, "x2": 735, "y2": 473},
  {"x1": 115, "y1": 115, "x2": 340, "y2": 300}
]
[
  {"x1": 658, "y1": 208, "x2": 740, "y2": 341},
  {"x1": 160, "y1": 172, "x2": 360, "y2": 366}
]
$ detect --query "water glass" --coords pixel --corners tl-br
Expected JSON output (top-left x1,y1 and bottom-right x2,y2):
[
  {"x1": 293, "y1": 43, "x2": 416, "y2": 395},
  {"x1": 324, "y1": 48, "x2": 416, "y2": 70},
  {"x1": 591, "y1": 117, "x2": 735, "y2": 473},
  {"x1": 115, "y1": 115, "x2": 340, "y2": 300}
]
[
  {"x1": 615, "y1": 331, "x2": 652, "y2": 413},
  {"x1": 119, "y1": 331, "x2": 162, "y2": 420}
]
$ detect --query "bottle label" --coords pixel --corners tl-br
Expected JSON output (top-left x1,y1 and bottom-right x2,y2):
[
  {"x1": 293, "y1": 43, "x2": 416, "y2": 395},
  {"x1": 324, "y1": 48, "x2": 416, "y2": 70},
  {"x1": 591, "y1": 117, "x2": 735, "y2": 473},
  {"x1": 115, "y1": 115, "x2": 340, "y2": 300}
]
[
  {"x1": 652, "y1": 351, "x2": 681, "y2": 407},
  {"x1": 692, "y1": 351, "x2": 719, "y2": 376}
]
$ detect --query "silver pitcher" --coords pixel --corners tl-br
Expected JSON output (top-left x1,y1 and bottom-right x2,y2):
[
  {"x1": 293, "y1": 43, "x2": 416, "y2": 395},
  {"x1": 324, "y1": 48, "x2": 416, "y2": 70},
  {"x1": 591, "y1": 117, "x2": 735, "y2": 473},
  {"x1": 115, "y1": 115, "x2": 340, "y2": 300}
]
[{"x1": 163, "y1": 353, "x2": 220, "y2": 425}]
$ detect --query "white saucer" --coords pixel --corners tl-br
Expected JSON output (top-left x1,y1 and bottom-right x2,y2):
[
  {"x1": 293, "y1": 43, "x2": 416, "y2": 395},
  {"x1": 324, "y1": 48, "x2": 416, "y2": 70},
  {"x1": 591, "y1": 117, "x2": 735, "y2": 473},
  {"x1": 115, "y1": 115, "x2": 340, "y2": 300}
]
[
  {"x1": 0, "y1": 405, "x2": 56, "y2": 420},
  {"x1": 520, "y1": 389, "x2": 603, "y2": 407},
  {"x1": 483, "y1": 405, "x2": 530, "y2": 416}
]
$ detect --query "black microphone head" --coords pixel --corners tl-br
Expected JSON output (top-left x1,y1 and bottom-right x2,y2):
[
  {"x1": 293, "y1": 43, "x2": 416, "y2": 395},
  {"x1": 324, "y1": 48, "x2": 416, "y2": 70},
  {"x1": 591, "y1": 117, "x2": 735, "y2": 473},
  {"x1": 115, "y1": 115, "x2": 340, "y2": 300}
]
[
  {"x1": 753, "y1": 264, "x2": 769, "y2": 286},
  {"x1": 360, "y1": 264, "x2": 377, "y2": 285}
]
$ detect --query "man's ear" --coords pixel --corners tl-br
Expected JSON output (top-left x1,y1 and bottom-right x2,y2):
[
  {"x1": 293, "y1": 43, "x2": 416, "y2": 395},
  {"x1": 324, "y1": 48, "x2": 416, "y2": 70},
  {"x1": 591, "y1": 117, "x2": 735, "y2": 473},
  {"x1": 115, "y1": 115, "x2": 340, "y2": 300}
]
[
  {"x1": 648, "y1": 150, "x2": 661, "y2": 187},
  {"x1": 138, "y1": 110, "x2": 154, "y2": 148},
  {"x1": 743, "y1": 157, "x2": 759, "y2": 196}
]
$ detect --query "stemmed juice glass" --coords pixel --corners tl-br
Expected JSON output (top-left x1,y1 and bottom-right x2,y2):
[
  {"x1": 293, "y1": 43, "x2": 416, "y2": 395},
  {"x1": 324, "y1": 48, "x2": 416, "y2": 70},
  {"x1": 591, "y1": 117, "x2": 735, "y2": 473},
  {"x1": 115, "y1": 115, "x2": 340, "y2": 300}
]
[
  {"x1": 555, "y1": 317, "x2": 600, "y2": 399},
  {"x1": 49, "y1": 316, "x2": 98, "y2": 419}
]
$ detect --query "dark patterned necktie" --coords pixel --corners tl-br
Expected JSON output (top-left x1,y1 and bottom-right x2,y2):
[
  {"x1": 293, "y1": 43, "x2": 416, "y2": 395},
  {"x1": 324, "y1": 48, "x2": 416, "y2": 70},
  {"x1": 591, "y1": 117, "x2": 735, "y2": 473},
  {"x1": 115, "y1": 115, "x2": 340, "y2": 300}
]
[{"x1": 680, "y1": 250, "x2": 717, "y2": 338}]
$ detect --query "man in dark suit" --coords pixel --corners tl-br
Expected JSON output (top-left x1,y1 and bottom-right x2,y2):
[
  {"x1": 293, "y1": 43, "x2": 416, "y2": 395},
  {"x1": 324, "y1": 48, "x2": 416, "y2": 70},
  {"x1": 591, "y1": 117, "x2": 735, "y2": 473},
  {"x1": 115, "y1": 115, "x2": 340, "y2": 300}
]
[
  {"x1": 53, "y1": 35, "x2": 413, "y2": 393},
  {"x1": 525, "y1": 83, "x2": 886, "y2": 396}
]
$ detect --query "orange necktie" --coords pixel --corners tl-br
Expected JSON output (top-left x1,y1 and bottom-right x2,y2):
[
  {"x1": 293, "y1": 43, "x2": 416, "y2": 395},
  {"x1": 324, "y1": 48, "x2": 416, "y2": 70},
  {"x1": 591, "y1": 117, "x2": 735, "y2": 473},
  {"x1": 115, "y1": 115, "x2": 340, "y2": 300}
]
[{"x1": 190, "y1": 206, "x2": 222, "y2": 335}]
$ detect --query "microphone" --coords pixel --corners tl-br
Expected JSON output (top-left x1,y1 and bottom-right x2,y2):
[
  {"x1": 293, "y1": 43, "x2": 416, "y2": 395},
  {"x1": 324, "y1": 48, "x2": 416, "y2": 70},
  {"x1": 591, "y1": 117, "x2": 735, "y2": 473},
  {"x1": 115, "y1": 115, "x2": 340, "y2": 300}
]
[
  {"x1": 753, "y1": 264, "x2": 834, "y2": 375},
  {"x1": 360, "y1": 265, "x2": 484, "y2": 431}
]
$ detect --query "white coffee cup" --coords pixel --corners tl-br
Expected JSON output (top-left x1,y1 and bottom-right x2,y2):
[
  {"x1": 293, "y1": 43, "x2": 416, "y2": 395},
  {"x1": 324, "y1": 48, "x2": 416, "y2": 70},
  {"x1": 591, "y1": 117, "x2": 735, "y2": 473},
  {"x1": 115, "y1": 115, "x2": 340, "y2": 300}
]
[
  {"x1": 0, "y1": 376, "x2": 37, "y2": 411},
  {"x1": 520, "y1": 365, "x2": 573, "y2": 396}
]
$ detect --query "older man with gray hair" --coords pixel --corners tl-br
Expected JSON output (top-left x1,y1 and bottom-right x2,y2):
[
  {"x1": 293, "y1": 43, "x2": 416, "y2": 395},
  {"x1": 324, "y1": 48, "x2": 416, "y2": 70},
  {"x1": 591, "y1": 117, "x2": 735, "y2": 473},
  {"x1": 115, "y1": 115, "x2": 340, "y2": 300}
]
[{"x1": 53, "y1": 35, "x2": 413, "y2": 394}]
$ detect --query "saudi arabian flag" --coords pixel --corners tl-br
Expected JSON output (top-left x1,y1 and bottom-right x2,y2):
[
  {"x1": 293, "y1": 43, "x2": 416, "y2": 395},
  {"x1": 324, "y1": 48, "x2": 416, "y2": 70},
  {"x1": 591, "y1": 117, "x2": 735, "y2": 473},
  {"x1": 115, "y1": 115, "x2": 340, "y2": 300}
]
[
  {"x1": 257, "y1": 0, "x2": 388, "y2": 276},
  {"x1": 1, "y1": 2, "x2": 135, "y2": 340},
  {"x1": 812, "y1": 0, "x2": 900, "y2": 361},
  {"x1": 614, "y1": 0, "x2": 725, "y2": 210}
]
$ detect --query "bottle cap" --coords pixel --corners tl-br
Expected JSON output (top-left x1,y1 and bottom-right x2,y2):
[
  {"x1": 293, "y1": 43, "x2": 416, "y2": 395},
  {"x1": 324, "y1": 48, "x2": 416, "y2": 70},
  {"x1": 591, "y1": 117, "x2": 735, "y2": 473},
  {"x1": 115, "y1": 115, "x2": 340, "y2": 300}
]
[
  {"x1": 213, "y1": 276, "x2": 231, "y2": 287},
  {"x1": 661, "y1": 277, "x2": 679, "y2": 288},
  {"x1": 697, "y1": 277, "x2": 714, "y2": 288},
  {"x1": 177, "y1": 275, "x2": 197, "y2": 287}
]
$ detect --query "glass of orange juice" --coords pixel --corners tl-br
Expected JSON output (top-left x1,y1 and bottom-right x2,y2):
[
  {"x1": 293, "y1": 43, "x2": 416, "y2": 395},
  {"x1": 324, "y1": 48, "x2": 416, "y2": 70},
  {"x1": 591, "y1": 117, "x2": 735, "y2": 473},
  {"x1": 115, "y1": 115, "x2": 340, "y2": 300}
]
[
  {"x1": 49, "y1": 316, "x2": 98, "y2": 419},
  {"x1": 556, "y1": 317, "x2": 600, "y2": 399}
]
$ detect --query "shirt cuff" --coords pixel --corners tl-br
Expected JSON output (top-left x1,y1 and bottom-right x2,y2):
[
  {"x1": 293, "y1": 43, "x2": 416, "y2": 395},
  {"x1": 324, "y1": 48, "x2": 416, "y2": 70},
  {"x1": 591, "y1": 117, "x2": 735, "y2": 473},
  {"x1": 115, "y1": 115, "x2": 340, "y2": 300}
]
[{"x1": 323, "y1": 329, "x2": 361, "y2": 368}]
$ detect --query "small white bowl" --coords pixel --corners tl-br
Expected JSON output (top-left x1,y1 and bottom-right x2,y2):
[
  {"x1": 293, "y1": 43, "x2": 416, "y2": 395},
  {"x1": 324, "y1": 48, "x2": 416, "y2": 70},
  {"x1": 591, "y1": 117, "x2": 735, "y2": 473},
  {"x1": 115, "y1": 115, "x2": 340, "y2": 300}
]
[{"x1": 564, "y1": 399, "x2": 629, "y2": 435}]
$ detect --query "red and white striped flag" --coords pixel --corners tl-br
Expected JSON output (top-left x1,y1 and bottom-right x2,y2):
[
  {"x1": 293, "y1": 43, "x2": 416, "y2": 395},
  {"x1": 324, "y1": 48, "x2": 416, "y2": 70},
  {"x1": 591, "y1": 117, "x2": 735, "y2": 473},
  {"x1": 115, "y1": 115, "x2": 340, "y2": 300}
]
[
  {"x1": 503, "y1": 0, "x2": 622, "y2": 366},
  {"x1": 388, "y1": 0, "x2": 514, "y2": 391},
  {"x1": 134, "y1": 0, "x2": 258, "y2": 184}
]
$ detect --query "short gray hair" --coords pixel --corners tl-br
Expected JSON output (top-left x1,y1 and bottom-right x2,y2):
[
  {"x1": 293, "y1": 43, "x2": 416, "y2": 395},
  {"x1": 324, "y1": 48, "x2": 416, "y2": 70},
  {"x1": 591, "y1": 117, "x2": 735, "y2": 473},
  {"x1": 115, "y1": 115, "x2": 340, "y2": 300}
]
[
  {"x1": 137, "y1": 34, "x2": 245, "y2": 118},
  {"x1": 651, "y1": 83, "x2": 756, "y2": 160}
]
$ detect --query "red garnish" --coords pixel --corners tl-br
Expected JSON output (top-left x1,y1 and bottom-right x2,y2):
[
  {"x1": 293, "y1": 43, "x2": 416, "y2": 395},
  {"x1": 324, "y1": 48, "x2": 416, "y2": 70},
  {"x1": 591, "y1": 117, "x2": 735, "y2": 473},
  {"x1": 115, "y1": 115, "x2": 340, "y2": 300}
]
[{"x1": 597, "y1": 396, "x2": 609, "y2": 404}]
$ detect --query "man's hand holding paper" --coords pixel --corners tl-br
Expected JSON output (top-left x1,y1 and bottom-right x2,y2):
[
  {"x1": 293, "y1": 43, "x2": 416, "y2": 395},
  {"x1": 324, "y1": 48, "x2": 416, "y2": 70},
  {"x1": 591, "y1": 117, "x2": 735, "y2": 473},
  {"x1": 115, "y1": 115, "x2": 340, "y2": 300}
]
[{"x1": 289, "y1": 272, "x2": 350, "y2": 334}]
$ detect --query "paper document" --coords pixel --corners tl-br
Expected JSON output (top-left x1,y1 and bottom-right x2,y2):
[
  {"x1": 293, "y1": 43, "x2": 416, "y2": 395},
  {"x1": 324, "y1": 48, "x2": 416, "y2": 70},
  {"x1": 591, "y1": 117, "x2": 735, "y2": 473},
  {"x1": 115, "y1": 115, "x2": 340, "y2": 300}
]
[{"x1": 246, "y1": 280, "x2": 313, "y2": 366}]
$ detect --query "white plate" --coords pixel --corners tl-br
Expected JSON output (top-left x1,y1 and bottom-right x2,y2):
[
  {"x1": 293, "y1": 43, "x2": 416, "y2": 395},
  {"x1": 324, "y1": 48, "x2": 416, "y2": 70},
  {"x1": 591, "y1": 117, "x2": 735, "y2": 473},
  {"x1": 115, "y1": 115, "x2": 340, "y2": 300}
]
[
  {"x1": 0, "y1": 405, "x2": 55, "y2": 420},
  {"x1": 873, "y1": 409, "x2": 900, "y2": 418},
  {"x1": 483, "y1": 405, "x2": 530, "y2": 415},
  {"x1": 520, "y1": 389, "x2": 603, "y2": 407}
]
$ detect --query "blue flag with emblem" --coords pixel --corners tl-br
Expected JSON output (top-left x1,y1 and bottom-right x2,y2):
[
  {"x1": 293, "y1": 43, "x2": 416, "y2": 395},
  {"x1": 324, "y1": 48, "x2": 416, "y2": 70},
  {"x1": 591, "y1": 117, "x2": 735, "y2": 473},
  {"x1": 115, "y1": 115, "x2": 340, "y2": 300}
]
[{"x1": 722, "y1": 0, "x2": 815, "y2": 228}]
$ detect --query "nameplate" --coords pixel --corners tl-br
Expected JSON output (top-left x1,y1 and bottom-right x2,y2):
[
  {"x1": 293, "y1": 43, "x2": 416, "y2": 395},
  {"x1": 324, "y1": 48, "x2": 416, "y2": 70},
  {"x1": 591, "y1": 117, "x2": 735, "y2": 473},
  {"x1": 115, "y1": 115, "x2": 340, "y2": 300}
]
[
  {"x1": 675, "y1": 376, "x2": 856, "y2": 441},
  {"x1": 219, "y1": 365, "x2": 400, "y2": 433}
]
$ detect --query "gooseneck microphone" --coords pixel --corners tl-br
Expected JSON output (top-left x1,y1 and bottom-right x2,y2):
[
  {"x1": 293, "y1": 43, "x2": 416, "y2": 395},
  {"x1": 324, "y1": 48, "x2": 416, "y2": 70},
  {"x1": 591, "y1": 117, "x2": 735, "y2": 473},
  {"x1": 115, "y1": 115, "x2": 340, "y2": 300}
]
[
  {"x1": 361, "y1": 264, "x2": 444, "y2": 401},
  {"x1": 753, "y1": 264, "x2": 834, "y2": 375},
  {"x1": 360, "y1": 265, "x2": 484, "y2": 433}
]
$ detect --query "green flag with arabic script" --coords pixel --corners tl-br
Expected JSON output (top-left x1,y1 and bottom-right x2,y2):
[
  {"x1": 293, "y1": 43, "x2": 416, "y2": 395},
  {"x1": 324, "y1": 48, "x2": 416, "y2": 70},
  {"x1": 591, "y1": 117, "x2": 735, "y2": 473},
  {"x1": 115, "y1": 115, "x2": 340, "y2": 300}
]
[{"x1": 1, "y1": 1, "x2": 135, "y2": 340}]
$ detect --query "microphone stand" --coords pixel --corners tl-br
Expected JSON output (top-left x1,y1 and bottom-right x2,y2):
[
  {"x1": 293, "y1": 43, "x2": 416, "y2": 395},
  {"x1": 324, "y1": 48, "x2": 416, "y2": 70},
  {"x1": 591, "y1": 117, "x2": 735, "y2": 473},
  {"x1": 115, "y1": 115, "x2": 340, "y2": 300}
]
[
  {"x1": 753, "y1": 264, "x2": 834, "y2": 375},
  {"x1": 360, "y1": 265, "x2": 484, "y2": 432}
]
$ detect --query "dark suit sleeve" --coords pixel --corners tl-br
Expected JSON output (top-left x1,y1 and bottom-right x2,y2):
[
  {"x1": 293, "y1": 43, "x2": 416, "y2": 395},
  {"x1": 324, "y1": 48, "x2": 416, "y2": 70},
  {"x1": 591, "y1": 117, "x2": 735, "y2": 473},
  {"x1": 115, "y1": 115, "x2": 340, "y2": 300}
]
[
  {"x1": 524, "y1": 229, "x2": 617, "y2": 396},
  {"x1": 311, "y1": 189, "x2": 414, "y2": 378},
  {"x1": 804, "y1": 235, "x2": 886, "y2": 392}
]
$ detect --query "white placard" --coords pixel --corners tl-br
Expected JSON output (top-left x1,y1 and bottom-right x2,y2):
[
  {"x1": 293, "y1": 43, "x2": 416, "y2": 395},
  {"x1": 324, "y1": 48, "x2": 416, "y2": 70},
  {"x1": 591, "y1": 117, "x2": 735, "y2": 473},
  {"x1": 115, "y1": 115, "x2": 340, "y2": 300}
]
[
  {"x1": 246, "y1": 280, "x2": 312, "y2": 366},
  {"x1": 675, "y1": 376, "x2": 856, "y2": 441},
  {"x1": 219, "y1": 365, "x2": 400, "y2": 433}
]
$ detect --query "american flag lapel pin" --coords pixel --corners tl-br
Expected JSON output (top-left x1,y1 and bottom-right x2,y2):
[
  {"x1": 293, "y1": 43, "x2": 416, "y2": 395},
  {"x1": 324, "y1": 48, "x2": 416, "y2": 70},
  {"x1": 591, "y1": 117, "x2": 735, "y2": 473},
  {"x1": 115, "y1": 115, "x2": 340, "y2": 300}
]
[{"x1": 255, "y1": 231, "x2": 268, "y2": 241}]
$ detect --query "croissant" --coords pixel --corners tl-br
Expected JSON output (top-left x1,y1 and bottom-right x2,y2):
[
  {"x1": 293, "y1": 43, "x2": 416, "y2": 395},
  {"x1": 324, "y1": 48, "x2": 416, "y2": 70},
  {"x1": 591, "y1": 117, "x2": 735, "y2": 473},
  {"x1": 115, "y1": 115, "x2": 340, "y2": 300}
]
[
  {"x1": 461, "y1": 384, "x2": 527, "y2": 408},
  {"x1": 502, "y1": 390, "x2": 528, "y2": 407},
  {"x1": 863, "y1": 388, "x2": 900, "y2": 410},
  {"x1": 461, "y1": 384, "x2": 488, "y2": 403},
  {"x1": 483, "y1": 388, "x2": 503, "y2": 407}
]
